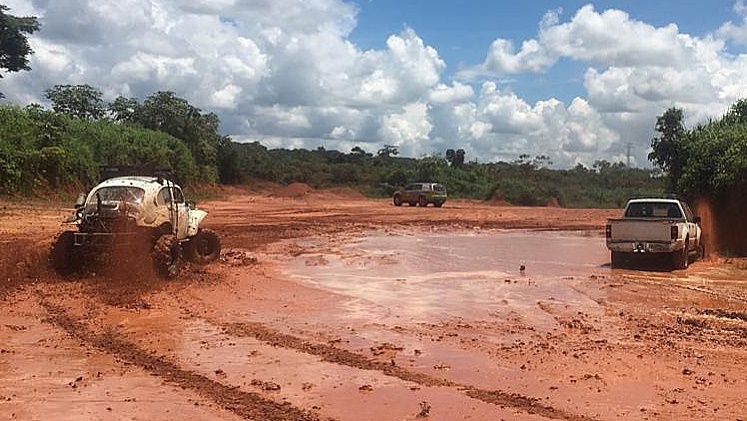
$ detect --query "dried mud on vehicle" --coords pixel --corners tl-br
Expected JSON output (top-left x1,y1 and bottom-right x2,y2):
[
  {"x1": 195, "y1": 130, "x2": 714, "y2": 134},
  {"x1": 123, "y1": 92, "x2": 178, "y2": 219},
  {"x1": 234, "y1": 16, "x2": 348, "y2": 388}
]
[{"x1": 2, "y1": 188, "x2": 747, "y2": 421}]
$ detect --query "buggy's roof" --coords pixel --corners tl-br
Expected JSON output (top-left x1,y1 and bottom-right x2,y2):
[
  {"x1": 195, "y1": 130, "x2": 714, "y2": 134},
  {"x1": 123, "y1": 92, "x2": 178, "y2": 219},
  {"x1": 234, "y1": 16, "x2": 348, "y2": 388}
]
[{"x1": 91, "y1": 176, "x2": 177, "y2": 196}]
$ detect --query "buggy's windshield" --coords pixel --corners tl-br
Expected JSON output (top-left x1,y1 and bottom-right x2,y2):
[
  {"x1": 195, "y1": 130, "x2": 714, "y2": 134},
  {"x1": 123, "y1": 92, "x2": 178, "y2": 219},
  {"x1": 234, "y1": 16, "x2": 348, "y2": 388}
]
[{"x1": 88, "y1": 186, "x2": 145, "y2": 205}]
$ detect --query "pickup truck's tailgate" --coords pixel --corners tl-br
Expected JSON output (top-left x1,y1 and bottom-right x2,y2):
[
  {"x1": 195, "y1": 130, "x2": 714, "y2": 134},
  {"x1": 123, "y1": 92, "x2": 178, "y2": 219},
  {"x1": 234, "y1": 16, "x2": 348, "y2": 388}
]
[{"x1": 607, "y1": 218, "x2": 676, "y2": 242}]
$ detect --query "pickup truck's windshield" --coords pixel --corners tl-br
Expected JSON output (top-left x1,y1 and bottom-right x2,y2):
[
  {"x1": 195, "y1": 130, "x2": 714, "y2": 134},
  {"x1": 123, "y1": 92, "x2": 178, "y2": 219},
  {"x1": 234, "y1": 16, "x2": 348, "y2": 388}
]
[{"x1": 625, "y1": 202, "x2": 682, "y2": 218}]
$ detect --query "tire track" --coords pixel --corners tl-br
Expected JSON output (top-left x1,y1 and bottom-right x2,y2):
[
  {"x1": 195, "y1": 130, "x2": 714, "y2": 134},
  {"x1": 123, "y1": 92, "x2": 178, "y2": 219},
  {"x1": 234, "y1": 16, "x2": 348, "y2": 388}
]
[
  {"x1": 38, "y1": 298, "x2": 596, "y2": 421},
  {"x1": 39, "y1": 300, "x2": 334, "y2": 421},
  {"x1": 220, "y1": 321, "x2": 597, "y2": 421}
]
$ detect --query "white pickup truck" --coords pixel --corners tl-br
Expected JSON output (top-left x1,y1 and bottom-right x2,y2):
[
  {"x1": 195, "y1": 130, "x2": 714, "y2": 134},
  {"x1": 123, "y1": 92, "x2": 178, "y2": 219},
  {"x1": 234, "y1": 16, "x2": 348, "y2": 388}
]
[{"x1": 605, "y1": 198, "x2": 703, "y2": 269}]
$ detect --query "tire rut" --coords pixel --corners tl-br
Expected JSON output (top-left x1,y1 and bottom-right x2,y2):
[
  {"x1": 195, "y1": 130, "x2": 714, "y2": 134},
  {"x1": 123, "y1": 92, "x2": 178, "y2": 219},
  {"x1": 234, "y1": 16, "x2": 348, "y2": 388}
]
[
  {"x1": 39, "y1": 300, "x2": 335, "y2": 421},
  {"x1": 220, "y1": 321, "x2": 597, "y2": 421},
  {"x1": 36, "y1": 294, "x2": 596, "y2": 421}
]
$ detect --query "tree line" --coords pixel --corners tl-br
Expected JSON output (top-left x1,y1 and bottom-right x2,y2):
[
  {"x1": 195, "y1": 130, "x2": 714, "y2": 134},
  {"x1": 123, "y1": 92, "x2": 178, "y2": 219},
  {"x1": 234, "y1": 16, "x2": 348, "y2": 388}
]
[{"x1": 0, "y1": 84, "x2": 665, "y2": 208}]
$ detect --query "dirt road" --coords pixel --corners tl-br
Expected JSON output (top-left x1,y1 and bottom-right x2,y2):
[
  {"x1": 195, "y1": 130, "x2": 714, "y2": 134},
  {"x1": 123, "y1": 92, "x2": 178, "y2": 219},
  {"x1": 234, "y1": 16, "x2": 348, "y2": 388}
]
[{"x1": 2, "y1": 186, "x2": 747, "y2": 420}]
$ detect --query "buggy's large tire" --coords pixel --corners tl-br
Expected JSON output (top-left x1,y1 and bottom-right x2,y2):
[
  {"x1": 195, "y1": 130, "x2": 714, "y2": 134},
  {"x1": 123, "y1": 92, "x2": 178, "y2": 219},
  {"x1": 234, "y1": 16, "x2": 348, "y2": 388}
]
[
  {"x1": 184, "y1": 228, "x2": 221, "y2": 264},
  {"x1": 152, "y1": 234, "x2": 182, "y2": 278},
  {"x1": 50, "y1": 231, "x2": 82, "y2": 275}
]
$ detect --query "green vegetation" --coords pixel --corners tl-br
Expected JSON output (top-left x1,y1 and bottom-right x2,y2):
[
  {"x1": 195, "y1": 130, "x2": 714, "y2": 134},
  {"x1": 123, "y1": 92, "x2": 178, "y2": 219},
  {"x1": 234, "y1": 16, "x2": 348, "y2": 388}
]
[
  {"x1": 0, "y1": 104, "x2": 197, "y2": 193},
  {"x1": 0, "y1": 85, "x2": 665, "y2": 207},
  {"x1": 0, "y1": 5, "x2": 39, "y2": 99},
  {"x1": 649, "y1": 101, "x2": 747, "y2": 255},
  {"x1": 650, "y1": 100, "x2": 747, "y2": 200}
]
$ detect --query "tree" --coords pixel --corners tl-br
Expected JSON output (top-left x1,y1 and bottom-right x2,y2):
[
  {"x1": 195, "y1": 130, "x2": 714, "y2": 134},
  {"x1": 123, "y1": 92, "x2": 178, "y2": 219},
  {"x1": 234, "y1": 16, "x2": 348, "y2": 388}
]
[
  {"x1": 445, "y1": 149, "x2": 456, "y2": 166},
  {"x1": 131, "y1": 91, "x2": 223, "y2": 182},
  {"x1": 0, "y1": 5, "x2": 40, "y2": 97},
  {"x1": 45, "y1": 84, "x2": 106, "y2": 120},
  {"x1": 724, "y1": 98, "x2": 747, "y2": 125},
  {"x1": 446, "y1": 148, "x2": 466, "y2": 167},
  {"x1": 377, "y1": 144, "x2": 399, "y2": 158},
  {"x1": 649, "y1": 107, "x2": 687, "y2": 189},
  {"x1": 109, "y1": 96, "x2": 139, "y2": 122}
]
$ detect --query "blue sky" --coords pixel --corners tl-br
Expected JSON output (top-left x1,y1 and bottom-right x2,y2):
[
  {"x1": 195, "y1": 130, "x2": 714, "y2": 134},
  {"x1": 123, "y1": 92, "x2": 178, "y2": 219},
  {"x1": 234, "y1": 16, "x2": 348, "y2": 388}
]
[
  {"x1": 4, "y1": 0, "x2": 747, "y2": 168},
  {"x1": 352, "y1": 0, "x2": 743, "y2": 103}
]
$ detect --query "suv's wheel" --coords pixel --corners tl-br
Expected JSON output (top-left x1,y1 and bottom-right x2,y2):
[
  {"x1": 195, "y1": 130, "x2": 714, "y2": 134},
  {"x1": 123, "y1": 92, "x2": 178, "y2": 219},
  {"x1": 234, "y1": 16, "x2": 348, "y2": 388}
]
[
  {"x1": 418, "y1": 196, "x2": 428, "y2": 207},
  {"x1": 50, "y1": 231, "x2": 82, "y2": 275},
  {"x1": 434, "y1": 201, "x2": 444, "y2": 208},
  {"x1": 393, "y1": 194, "x2": 403, "y2": 206},
  {"x1": 152, "y1": 234, "x2": 182, "y2": 278},
  {"x1": 184, "y1": 228, "x2": 221, "y2": 264}
]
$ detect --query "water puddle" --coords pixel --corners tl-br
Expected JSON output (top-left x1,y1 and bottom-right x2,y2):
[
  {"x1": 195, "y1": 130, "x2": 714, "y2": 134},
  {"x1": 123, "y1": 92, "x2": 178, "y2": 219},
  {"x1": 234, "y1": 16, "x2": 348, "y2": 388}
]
[{"x1": 285, "y1": 230, "x2": 610, "y2": 324}]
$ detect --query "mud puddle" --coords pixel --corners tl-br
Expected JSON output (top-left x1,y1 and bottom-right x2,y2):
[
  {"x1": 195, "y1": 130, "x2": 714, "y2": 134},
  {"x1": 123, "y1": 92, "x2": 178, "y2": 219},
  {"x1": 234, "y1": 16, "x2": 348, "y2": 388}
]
[{"x1": 285, "y1": 230, "x2": 610, "y2": 325}]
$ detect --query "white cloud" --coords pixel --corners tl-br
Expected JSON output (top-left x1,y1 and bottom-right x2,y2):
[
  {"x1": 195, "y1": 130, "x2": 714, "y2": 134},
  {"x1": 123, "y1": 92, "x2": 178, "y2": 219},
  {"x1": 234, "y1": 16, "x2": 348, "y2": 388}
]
[
  {"x1": 378, "y1": 102, "x2": 433, "y2": 154},
  {"x1": 463, "y1": 5, "x2": 715, "y2": 77},
  {"x1": 429, "y1": 82, "x2": 474, "y2": 104},
  {"x1": 718, "y1": 0, "x2": 747, "y2": 44}
]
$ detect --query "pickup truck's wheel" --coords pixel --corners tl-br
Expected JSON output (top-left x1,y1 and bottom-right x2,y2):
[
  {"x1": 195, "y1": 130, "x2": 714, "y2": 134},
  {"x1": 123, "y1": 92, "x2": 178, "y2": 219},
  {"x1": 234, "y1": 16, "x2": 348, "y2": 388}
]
[
  {"x1": 50, "y1": 231, "x2": 83, "y2": 275},
  {"x1": 672, "y1": 239, "x2": 689, "y2": 270},
  {"x1": 393, "y1": 194, "x2": 403, "y2": 206},
  {"x1": 184, "y1": 228, "x2": 221, "y2": 264},
  {"x1": 418, "y1": 196, "x2": 428, "y2": 207},
  {"x1": 152, "y1": 234, "x2": 182, "y2": 278},
  {"x1": 610, "y1": 251, "x2": 623, "y2": 269}
]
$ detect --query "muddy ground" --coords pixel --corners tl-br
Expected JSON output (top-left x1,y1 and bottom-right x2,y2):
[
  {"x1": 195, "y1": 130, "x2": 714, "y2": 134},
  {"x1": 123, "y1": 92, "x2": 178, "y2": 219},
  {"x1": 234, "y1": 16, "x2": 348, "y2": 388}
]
[{"x1": 1, "y1": 185, "x2": 747, "y2": 421}]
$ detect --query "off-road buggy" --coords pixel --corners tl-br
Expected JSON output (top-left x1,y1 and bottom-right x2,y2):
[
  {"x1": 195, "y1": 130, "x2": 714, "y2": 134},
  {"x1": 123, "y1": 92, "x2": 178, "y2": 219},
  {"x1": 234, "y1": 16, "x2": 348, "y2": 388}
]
[{"x1": 50, "y1": 169, "x2": 220, "y2": 278}]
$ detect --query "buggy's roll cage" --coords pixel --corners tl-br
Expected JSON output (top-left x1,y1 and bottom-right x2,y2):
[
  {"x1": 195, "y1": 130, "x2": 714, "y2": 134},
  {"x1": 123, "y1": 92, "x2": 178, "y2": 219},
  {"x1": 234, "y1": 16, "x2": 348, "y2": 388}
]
[{"x1": 99, "y1": 165, "x2": 178, "y2": 185}]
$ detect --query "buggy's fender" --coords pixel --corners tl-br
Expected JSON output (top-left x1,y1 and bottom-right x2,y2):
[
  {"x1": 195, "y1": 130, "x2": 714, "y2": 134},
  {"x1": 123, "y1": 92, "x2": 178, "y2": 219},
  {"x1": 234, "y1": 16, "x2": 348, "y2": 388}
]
[{"x1": 187, "y1": 209, "x2": 208, "y2": 237}]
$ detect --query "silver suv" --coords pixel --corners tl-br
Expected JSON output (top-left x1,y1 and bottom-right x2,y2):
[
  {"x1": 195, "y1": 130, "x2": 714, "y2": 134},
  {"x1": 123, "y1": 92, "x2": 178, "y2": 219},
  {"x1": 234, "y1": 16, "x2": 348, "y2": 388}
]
[{"x1": 392, "y1": 182, "x2": 447, "y2": 207}]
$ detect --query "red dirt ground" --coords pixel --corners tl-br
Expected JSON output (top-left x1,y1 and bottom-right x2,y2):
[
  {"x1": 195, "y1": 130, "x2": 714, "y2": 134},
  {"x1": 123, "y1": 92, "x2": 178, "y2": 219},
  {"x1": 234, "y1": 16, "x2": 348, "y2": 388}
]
[{"x1": 1, "y1": 186, "x2": 747, "y2": 421}]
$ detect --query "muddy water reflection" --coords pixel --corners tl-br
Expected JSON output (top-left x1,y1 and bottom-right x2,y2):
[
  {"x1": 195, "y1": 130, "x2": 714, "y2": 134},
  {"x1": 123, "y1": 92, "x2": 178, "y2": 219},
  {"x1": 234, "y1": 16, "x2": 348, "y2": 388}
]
[{"x1": 286, "y1": 230, "x2": 610, "y2": 325}]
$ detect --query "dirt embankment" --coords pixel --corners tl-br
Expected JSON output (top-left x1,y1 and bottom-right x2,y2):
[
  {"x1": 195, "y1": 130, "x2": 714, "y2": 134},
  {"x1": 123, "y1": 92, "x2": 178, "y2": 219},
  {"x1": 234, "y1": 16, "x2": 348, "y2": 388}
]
[{"x1": 696, "y1": 193, "x2": 747, "y2": 256}]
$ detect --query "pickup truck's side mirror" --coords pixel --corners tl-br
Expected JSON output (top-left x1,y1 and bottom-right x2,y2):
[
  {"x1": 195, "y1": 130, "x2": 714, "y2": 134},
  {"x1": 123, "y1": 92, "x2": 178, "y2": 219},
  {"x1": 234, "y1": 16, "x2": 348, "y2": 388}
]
[{"x1": 693, "y1": 216, "x2": 701, "y2": 224}]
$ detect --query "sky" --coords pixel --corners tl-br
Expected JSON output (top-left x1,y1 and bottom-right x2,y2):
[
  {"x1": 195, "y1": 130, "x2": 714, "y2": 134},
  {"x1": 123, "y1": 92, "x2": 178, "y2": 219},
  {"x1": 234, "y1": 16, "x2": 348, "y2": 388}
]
[{"x1": 3, "y1": 0, "x2": 747, "y2": 168}]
